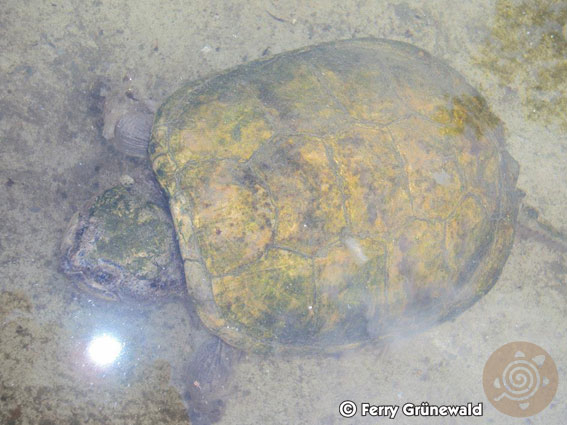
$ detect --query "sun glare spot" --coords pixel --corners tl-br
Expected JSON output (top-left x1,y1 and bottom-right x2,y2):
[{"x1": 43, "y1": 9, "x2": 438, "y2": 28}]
[{"x1": 87, "y1": 334, "x2": 123, "y2": 367}]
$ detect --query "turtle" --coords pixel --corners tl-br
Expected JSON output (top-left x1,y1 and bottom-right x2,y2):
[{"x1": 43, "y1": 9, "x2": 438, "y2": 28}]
[{"x1": 61, "y1": 38, "x2": 525, "y2": 423}]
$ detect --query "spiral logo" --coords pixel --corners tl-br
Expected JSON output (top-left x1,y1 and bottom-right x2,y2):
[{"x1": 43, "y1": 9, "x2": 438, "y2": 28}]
[{"x1": 483, "y1": 342, "x2": 558, "y2": 417}]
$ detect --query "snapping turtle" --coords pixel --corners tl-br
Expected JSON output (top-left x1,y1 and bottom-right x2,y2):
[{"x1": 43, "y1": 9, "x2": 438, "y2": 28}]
[{"x1": 62, "y1": 38, "x2": 523, "y2": 422}]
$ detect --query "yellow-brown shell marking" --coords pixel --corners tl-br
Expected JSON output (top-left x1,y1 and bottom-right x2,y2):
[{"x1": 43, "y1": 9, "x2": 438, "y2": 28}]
[{"x1": 150, "y1": 38, "x2": 520, "y2": 353}]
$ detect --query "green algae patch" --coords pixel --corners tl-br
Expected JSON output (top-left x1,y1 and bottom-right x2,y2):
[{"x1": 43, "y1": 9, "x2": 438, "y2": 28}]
[{"x1": 476, "y1": 0, "x2": 567, "y2": 129}]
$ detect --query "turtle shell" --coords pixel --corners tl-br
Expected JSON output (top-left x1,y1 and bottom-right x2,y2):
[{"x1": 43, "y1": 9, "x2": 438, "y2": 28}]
[{"x1": 149, "y1": 38, "x2": 520, "y2": 353}]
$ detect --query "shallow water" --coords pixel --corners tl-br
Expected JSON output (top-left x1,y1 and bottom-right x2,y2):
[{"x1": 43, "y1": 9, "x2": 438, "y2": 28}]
[{"x1": 1, "y1": 1, "x2": 566, "y2": 424}]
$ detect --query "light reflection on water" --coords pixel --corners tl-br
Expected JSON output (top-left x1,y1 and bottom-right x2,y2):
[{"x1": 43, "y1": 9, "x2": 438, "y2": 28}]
[{"x1": 87, "y1": 333, "x2": 123, "y2": 367}]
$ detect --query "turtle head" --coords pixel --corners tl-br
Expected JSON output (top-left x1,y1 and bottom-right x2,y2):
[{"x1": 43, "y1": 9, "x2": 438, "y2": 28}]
[{"x1": 60, "y1": 183, "x2": 184, "y2": 302}]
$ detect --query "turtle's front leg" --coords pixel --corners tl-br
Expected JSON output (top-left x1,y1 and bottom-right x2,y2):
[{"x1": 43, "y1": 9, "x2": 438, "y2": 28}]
[{"x1": 181, "y1": 337, "x2": 242, "y2": 425}]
